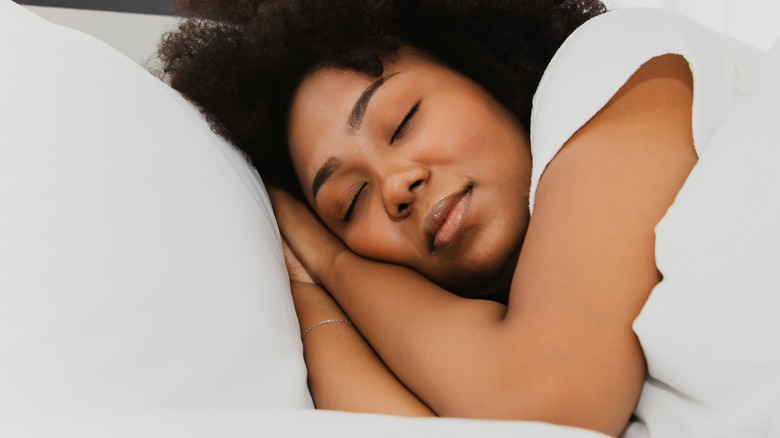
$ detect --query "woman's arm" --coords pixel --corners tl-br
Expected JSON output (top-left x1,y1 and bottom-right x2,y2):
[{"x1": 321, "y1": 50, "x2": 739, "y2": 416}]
[
  {"x1": 284, "y1": 243, "x2": 433, "y2": 416},
  {"x1": 274, "y1": 54, "x2": 695, "y2": 436}
]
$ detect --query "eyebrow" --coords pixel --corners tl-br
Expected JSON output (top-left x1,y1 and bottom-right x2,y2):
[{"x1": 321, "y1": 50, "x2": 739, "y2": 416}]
[
  {"x1": 311, "y1": 156, "x2": 343, "y2": 201},
  {"x1": 348, "y1": 73, "x2": 398, "y2": 131},
  {"x1": 310, "y1": 73, "x2": 398, "y2": 201}
]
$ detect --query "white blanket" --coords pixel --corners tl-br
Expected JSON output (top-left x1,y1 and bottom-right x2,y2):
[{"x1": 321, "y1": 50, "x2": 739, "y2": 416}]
[
  {"x1": 627, "y1": 37, "x2": 780, "y2": 438},
  {"x1": 0, "y1": 410, "x2": 608, "y2": 438}
]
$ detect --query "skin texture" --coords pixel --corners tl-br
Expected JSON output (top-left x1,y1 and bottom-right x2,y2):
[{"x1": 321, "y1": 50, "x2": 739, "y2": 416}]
[
  {"x1": 275, "y1": 52, "x2": 696, "y2": 436},
  {"x1": 288, "y1": 49, "x2": 532, "y2": 298},
  {"x1": 283, "y1": 241, "x2": 433, "y2": 416}
]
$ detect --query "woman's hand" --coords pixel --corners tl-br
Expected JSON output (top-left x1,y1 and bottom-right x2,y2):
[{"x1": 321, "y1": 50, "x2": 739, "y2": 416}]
[
  {"x1": 271, "y1": 189, "x2": 434, "y2": 417},
  {"x1": 269, "y1": 187, "x2": 346, "y2": 285},
  {"x1": 282, "y1": 239, "x2": 315, "y2": 285}
]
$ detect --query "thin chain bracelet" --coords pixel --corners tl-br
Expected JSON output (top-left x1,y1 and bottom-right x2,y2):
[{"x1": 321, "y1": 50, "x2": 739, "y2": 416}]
[{"x1": 300, "y1": 319, "x2": 353, "y2": 340}]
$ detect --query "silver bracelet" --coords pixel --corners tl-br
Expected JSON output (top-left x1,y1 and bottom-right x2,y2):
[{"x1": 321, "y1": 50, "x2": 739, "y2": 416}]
[{"x1": 300, "y1": 319, "x2": 353, "y2": 340}]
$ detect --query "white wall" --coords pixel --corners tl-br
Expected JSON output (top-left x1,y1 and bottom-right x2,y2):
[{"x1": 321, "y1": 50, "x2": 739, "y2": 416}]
[
  {"x1": 608, "y1": 0, "x2": 780, "y2": 50},
  {"x1": 24, "y1": 5, "x2": 179, "y2": 64}
]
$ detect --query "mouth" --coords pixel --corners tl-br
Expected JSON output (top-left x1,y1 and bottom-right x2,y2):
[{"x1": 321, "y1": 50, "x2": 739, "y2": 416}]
[{"x1": 424, "y1": 184, "x2": 473, "y2": 254}]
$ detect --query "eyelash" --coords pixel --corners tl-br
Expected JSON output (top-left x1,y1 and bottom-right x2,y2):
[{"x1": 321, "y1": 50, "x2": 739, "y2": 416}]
[
  {"x1": 341, "y1": 182, "x2": 367, "y2": 223},
  {"x1": 390, "y1": 100, "x2": 421, "y2": 144},
  {"x1": 341, "y1": 101, "x2": 420, "y2": 223}
]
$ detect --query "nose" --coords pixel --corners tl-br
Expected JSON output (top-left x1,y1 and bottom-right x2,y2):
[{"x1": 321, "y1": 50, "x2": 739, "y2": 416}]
[{"x1": 381, "y1": 165, "x2": 429, "y2": 220}]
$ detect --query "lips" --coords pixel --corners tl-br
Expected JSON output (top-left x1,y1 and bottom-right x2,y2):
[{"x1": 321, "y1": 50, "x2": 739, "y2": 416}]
[{"x1": 423, "y1": 185, "x2": 473, "y2": 253}]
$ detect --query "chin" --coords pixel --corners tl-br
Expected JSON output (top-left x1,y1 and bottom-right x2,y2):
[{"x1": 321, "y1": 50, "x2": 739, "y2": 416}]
[
  {"x1": 455, "y1": 235, "x2": 524, "y2": 298},
  {"x1": 422, "y1": 219, "x2": 526, "y2": 298},
  {"x1": 430, "y1": 252, "x2": 517, "y2": 299}
]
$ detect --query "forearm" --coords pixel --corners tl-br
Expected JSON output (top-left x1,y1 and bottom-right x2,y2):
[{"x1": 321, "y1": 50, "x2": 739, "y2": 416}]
[
  {"x1": 271, "y1": 188, "x2": 522, "y2": 415},
  {"x1": 323, "y1": 252, "x2": 517, "y2": 416},
  {"x1": 291, "y1": 281, "x2": 434, "y2": 416},
  {"x1": 272, "y1": 189, "x2": 642, "y2": 433},
  {"x1": 323, "y1": 251, "x2": 641, "y2": 431}
]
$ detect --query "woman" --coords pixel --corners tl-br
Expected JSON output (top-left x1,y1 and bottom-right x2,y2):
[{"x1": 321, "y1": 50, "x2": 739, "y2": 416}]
[{"x1": 156, "y1": 1, "x2": 760, "y2": 435}]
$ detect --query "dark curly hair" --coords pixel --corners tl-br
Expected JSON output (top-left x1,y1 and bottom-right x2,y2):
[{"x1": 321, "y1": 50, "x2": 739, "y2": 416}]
[{"x1": 156, "y1": 0, "x2": 607, "y2": 193}]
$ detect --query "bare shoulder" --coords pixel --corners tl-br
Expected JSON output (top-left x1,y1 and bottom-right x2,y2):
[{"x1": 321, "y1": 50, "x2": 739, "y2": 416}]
[
  {"x1": 504, "y1": 54, "x2": 696, "y2": 434},
  {"x1": 516, "y1": 54, "x2": 696, "y2": 315},
  {"x1": 530, "y1": 54, "x2": 697, "y2": 258}
]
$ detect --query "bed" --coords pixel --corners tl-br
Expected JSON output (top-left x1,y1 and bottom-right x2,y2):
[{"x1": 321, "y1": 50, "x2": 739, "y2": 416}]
[{"x1": 1, "y1": 0, "x2": 778, "y2": 436}]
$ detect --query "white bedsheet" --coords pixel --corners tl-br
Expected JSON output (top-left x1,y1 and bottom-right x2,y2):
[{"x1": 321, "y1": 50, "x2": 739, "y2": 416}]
[{"x1": 1, "y1": 410, "x2": 608, "y2": 438}]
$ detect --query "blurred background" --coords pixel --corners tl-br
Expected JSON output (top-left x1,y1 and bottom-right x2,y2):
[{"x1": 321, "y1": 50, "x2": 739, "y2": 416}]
[
  {"x1": 607, "y1": 0, "x2": 780, "y2": 51},
  {"x1": 17, "y1": 0, "x2": 178, "y2": 64},
  {"x1": 14, "y1": 0, "x2": 780, "y2": 65}
]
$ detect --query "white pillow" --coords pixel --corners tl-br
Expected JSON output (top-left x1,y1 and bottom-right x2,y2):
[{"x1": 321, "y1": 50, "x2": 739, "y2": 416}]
[{"x1": 0, "y1": 0, "x2": 312, "y2": 412}]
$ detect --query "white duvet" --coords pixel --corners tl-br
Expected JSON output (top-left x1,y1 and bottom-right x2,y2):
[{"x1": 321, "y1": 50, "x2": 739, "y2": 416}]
[
  {"x1": 530, "y1": 9, "x2": 780, "y2": 437},
  {"x1": 1, "y1": 410, "x2": 608, "y2": 438},
  {"x1": 626, "y1": 37, "x2": 780, "y2": 438}
]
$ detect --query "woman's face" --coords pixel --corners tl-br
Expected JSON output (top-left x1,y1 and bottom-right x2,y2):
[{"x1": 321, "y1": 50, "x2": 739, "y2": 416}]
[{"x1": 287, "y1": 49, "x2": 532, "y2": 296}]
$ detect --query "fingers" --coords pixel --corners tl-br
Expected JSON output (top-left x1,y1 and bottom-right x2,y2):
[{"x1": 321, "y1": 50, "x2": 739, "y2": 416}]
[
  {"x1": 269, "y1": 188, "x2": 347, "y2": 284},
  {"x1": 269, "y1": 188, "x2": 319, "y2": 236}
]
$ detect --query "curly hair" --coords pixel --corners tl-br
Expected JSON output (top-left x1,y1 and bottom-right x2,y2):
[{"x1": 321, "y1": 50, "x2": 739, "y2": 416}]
[{"x1": 156, "y1": 0, "x2": 607, "y2": 193}]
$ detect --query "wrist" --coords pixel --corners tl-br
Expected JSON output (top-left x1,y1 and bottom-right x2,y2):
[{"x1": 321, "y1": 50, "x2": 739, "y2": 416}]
[
  {"x1": 300, "y1": 318, "x2": 353, "y2": 340},
  {"x1": 318, "y1": 245, "x2": 354, "y2": 288},
  {"x1": 289, "y1": 281, "x2": 348, "y2": 331},
  {"x1": 289, "y1": 281, "x2": 331, "y2": 308}
]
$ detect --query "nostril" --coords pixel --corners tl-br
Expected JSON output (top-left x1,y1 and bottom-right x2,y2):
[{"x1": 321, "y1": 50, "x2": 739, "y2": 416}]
[
  {"x1": 398, "y1": 203, "x2": 409, "y2": 213},
  {"x1": 409, "y1": 179, "x2": 423, "y2": 191}
]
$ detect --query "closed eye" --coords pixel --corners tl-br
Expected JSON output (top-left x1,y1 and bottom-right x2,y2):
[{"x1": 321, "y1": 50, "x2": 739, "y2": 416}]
[
  {"x1": 390, "y1": 101, "x2": 421, "y2": 144},
  {"x1": 341, "y1": 182, "x2": 367, "y2": 223}
]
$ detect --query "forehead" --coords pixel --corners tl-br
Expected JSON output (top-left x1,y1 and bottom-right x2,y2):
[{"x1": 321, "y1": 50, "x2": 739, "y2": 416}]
[
  {"x1": 287, "y1": 66, "x2": 380, "y2": 204},
  {"x1": 291, "y1": 67, "x2": 373, "y2": 125}
]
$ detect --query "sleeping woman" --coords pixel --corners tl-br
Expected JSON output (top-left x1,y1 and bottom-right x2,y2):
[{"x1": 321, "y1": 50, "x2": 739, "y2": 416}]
[{"x1": 156, "y1": 1, "x2": 776, "y2": 436}]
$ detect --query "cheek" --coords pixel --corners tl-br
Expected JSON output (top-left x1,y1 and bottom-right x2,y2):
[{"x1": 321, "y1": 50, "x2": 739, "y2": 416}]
[
  {"x1": 427, "y1": 98, "x2": 509, "y2": 161},
  {"x1": 345, "y1": 232, "x2": 405, "y2": 265},
  {"x1": 341, "y1": 215, "x2": 411, "y2": 265}
]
